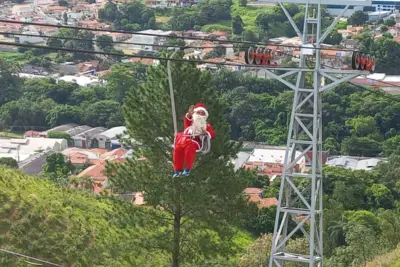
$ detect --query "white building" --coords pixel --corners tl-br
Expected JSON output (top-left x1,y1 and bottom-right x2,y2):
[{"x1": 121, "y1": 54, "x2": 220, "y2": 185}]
[
  {"x1": 11, "y1": 4, "x2": 35, "y2": 16},
  {"x1": 0, "y1": 137, "x2": 67, "y2": 162},
  {"x1": 326, "y1": 156, "x2": 383, "y2": 170},
  {"x1": 131, "y1": 30, "x2": 172, "y2": 52},
  {"x1": 93, "y1": 126, "x2": 127, "y2": 150},
  {"x1": 327, "y1": 1, "x2": 400, "y2": 17},
  {"x1": 15, "y1": 32, "x2": 46, "y2": 44},
  {"x1": 369, "y1": 10, "x2": 391, "y2": 21},
  {"x1": 58, "y1": 75, "x2": 100, "y2": 87}
]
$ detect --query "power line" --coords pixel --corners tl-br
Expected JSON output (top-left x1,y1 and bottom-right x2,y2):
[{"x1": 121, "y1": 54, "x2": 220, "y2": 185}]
[
  {"x1": 3, "y1": 33, "x2": 399, "y2": 102},
  {"x1": 0, "y1": 40, "x2": 300, "y2": 69},
  {"x1": 4, "y1": 31, "x2": 223, "y2": 49},
  {"x1": 0, "y1": 19, "x2": 360, "y2": 52},
  {"x1": 0, "y1": 248, "x2": 62, "y2": 266}
]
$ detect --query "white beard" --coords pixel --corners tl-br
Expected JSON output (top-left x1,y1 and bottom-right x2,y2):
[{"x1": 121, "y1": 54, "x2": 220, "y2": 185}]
[{"x1": 190, "y1": 113, "x2": 207, "y2": 135}]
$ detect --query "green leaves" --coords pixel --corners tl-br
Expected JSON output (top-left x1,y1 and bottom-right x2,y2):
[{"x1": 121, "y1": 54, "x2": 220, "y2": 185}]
[{"x1": 0, "y1": 168, "x2": 170, "y2": 266}]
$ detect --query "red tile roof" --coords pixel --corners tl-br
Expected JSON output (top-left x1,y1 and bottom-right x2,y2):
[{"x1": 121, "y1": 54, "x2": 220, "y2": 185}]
[
  {"x1": 24, "y1": 130, "x2": 41, "y2": 137},
  {"x1": 244, "y1": 187, "x2": 278, "y2": 208},
  {"x1": 77, "y1": 162, "x2": 107, "y2": 179},
  {"x1": 244, "y1": 187, "x2": 263, "y2": 194}
]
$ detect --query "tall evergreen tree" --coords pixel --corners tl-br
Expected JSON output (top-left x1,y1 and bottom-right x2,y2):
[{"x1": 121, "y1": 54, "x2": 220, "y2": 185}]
[{"x1": 107, "y1": 54, "x2": 252, "y2": 267}]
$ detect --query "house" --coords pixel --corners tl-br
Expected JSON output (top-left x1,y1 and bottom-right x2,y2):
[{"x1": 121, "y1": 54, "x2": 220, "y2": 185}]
[
  {"x1": 243, "y1": 187, "x2": 278, "y2": 209},
  {"x1": 43, "y1": 5, "x2": 68, "y2": 15},
  {"x1": 14, "y1": 31, "x2": 46, "y2": 44},
  {"x1": 369, "y1": 11, "x2": 391, "y2": 21},
  {"x1": 95, "y1": 32, "x2": 131, "y2": 42},
  {"x1": 57, "y1": 75, "x2": 100, "y2": 87},
  {"x1": 77, "y1": 157, "x2": 125, "y2": 193},
  {"x1": 232, "y1": 151, "x2": 251, "y2": 171},
  {"x1": 77, "y1": 162, "x2": 108, "y2": 193},
  {"x1": 52, "y1": 62, "x2": 80, "y2": 75},
  {"x1": 337, "y1": 25, "x2": 364, "y2": 39},
  {"x1": 71, "y1": 127, "x2": 107, "y2": 148},
  {"x1": 304, "y1": 151, "x2": 329, "y2": 169},
  {"x1": 65, "y1": 125, "x2": 92, "y2": 137},
  {"x1": 131, "y1": 30, "x2": 173, "y2": 52},
  {"x1": 19, "y1": 150, "x2": 56, "y2": 175},
  {"x1": 11, "y1": 4, "x2": 34, "y2": 16},
  {"x1": 24, "y1": 130, "x2": 41, "y2": 138},
  {"x1": 326, "y1": 156, "x2": 383, "y2": 170},
  {"x1": 33, "y1": 0, "x2": 57, "y2": 6},
  {"x1": 92, "y1": 126, "x2": 127, "y2": 150},
  {"x1": 341, "y1": 39, "x2": 359, "y2": 49},
  {"x1": 78, "y1": 60, "x2": 100, "y2": 74},
  {"x1": 78, "y1": 20, "x2": 110, "y2": 29},
  {"x1": 0, "y1": 137, "x2": 67, "y2": 162},
  {"x1": 243, "y1": 147, "x2": 306, "y2": 178}
]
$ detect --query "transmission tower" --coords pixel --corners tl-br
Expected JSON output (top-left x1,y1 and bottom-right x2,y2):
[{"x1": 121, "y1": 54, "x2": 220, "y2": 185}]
[{"x1": 245, "y1": 0, "x2": 372, "y2": 265}]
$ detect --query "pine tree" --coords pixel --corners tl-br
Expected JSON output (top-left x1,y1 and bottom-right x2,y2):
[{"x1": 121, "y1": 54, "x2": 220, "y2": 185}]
[{"x1": 107, "y1": 54, "x2": 252, "y2": 267}]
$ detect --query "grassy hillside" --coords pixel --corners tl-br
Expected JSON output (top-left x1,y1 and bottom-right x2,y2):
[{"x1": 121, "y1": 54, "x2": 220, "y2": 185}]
[
  {"x1": 0, "y1": 168, "x2": 253, "y2": 266},
  {"x1": 154, "y1": 0, "x2": 274, "y2": 32},
  {"x1": 231, "y1": 0, "x2": 274, "y2": 31},
  {"x1": 366, "y1": 246, "x2": 400, "y2": 267}
]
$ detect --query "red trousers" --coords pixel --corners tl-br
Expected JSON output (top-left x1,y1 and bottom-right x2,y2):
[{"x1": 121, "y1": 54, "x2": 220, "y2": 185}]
[{"x1": 173, "y1": 133, "x2": 199, "y2": 171}]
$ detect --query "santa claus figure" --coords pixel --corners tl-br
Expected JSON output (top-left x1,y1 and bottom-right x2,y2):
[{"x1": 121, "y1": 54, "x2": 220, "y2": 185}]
[{"x1": 173, "y1": 103, "x2": 215, "y2": 177}]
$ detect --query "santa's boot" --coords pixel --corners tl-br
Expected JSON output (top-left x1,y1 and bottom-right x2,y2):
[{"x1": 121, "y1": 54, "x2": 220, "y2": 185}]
[{"x1": 183, "y1": 169, "x2": 191, "y2": 176}]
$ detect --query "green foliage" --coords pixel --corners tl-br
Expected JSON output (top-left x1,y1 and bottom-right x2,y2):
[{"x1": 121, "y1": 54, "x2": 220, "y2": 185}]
[
  {"x1": 96, "y1": 35, "x2": 114, "y2": 52},
  {"x1": 42, "y1": 153, "x2": 74, "y2": 186},
  {"x1": 232, "y1": 15, "x2": 244, "y2": 35},
  {"x1": 98, "y1": 1, "x2": 156, "y2": 31},
  {"x1": 0, "y1": 167, "x2": 171, "y2": 266},
  {"x1": 47, "y1": 131, "x2": 71, "y2": 139},
  {"x1": 51, "y1": 29, "x2": 95, "y2": 60},
  {"x1": 168, "y1": 0, "x2": 233, "y2": 31},
  {"x1": 385, "y1": 17, "x2": 396, "y2": 27},
  {"x1": 0, "y1": 58, "x2": 22, "y2": 106},
  {"x1": 358, "y1": 33, "x2": 400, "y2": 75},
  {"x1": 348, "y1": 11, "x2": 368, "y2": 26},
  {"x1": 0, "y1": 157, "x2": 18, "y2": 168}
]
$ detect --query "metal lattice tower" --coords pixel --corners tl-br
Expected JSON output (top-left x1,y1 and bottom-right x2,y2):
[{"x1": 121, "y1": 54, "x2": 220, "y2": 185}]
[{"x1": 248, "y1": 0, "x2": 372, "y2": 266}]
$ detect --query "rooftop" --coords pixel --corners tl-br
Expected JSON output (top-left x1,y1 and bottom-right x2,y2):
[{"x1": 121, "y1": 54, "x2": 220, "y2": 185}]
[
  {"x1": 72, "y1": 127, "x2": 107, "y2": 139},
  {"x1": 65, "y1": 125, "x2": 92, "y2": 136},
  {"x1": 326, "y1": 156, "x2": 383, "y2": 170},
  {"x1": 247, "y1": 148, "x2": 303, "y2": 164},
  {"x1": 41, "y1": 123, "x2": 78, "y2": 135},
  {"x1": 0, "y1": 137, "x2": 67, "y2": 161},
  {"x1": 95, "y1": 126, "x2": 127, "y2": 139}
]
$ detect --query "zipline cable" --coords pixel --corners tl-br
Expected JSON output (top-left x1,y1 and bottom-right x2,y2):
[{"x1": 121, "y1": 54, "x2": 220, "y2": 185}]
[
  {"x1": 0, "y1": 40, "x2": 302, "y2": 68},
  {"x1": 2, "y1": 37, "x2": 400, "y2": 103},
  {"x1": 0, "y1": 248, "x2": 62, "y2": 266}
]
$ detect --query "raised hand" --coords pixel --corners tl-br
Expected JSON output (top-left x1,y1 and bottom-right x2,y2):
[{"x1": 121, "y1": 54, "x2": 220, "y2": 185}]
[{"x1": 188, "y1": 105, "x2": 195, "y2": 118}]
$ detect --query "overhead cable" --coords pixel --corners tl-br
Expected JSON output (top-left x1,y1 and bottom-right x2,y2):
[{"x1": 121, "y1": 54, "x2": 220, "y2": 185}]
[
  {"x1": 0, "y1": 19, "x2": 359, "y2": 52},
  {"x1": 2, "y1": 36, "x2": 399, "y2": 102},
  {"x1": 0, "y1": 40, "x2": 300, "y2": 69},
  {"x1": 0, "y1": 248, "x2": 62, "y2": 266},
  {"x1": 2, "y1": 31, "x2": 218, "y2": 49}
]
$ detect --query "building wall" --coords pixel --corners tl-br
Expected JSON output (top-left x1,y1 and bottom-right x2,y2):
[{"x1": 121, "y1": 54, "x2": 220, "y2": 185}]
[{"x1": 11, "y1": 4, "x2": 34, "y2": 15}]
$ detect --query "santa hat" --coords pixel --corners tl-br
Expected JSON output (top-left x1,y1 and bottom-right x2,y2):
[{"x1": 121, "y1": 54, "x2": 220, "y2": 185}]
[{"x1": 193, "y1": 103, "x2": 208, "y2": 118}]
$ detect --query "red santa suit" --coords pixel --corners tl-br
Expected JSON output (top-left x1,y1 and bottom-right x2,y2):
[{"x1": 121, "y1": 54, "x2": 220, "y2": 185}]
[{"x1": 173, "y1": 103, "x2": 215, "y2": 172}]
